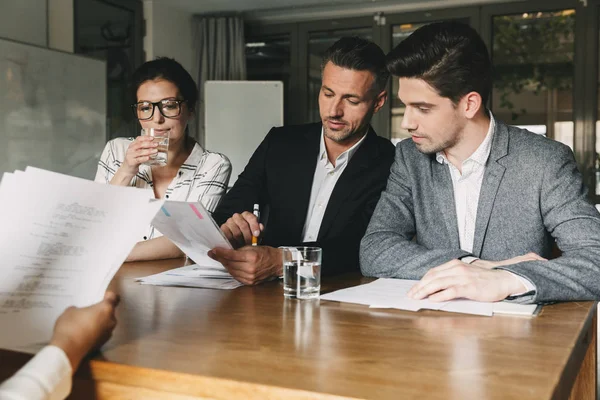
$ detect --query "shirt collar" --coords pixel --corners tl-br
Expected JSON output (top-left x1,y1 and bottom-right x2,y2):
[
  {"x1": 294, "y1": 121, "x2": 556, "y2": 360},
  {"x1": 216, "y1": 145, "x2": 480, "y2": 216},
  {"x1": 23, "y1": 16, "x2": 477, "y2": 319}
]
[
  {"x1": 436, "y1": 112, "x2": 496, "y2": 166},
  {"x1": 179, "y1": 141, "x2": 205, "y2": 171},
  {"x1": 318, "y1": 127, "x2": 368, "y2": 167}
]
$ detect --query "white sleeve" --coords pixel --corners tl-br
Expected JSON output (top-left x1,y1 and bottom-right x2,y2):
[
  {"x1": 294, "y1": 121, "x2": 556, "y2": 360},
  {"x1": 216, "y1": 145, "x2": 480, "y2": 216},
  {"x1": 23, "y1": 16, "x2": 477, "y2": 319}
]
[
  {"x1": 95, "y1": 140, "x2": 115, "y2": 183},
  {"x1": 95, "y1": 138, "x2": 131, "y2": 184},
  {"x1": 0, "y1": 346, "x2": 72, "y2": 400},
  {"x1": 193, "y1": 153, "x2": 232, "y2": 213},
  {"x1": 511, "y1": 273, "x2": 537, "y2": 296}
]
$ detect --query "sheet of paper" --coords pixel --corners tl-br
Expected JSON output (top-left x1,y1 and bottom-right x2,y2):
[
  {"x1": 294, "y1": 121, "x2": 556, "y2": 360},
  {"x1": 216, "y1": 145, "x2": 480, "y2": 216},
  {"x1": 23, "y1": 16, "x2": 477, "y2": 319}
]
[
  {"x1": 321, "y1": 278, "x2": 538, "y2": 317},
  {"x1": 492, "y1": 302, "x2": 539, "y2": 316},
  {"x1": 321, "y1": 279, "x2": 450, "y2": 312},
  {"x1": 151, "y1": 200, "x2": 232, "y2": 266},
  {"x1": 0, "y1": 172, "x2": 15, "y2": 200},
  {"x1": 136, "y1": 264, "x2": 243, "y2": 290},
  {"x1": 0, "y1": 168, "x2": 163, "y2": 353}
]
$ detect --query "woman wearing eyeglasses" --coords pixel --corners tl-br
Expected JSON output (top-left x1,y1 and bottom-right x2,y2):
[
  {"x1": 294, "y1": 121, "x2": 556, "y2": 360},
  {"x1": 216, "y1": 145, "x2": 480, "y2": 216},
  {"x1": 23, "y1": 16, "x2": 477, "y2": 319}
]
[{"x1": 95, "y1": 57, "x2": 231, "y2": 261}]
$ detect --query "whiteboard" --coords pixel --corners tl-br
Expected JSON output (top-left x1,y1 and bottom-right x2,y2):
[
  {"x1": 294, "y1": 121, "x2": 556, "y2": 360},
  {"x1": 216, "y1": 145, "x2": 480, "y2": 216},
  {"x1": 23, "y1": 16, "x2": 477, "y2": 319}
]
[
  {"x1": 204, "y1": 81, "x2": 283, "y2": 186},
  {"x1": 0, "y1": 38, "x2": 106, "y2": 180}
]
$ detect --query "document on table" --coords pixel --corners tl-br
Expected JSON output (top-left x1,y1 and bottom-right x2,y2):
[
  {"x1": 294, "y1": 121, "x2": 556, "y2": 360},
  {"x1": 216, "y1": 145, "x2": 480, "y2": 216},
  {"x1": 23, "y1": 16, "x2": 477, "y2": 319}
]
[
  {"x1": 320, "y1": 279, "x2": 540, "y2": 317},
  {"x1": 0, "y1": 167, "x2": 163, "y2": 353},
  {"x1": 136, "y1": 264, "x2": 243, "y2": 290}
]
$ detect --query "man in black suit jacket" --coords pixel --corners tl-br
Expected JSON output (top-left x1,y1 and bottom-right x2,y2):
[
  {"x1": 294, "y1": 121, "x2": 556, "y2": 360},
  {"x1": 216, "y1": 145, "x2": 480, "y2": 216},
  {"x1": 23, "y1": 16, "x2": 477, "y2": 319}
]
[{"x1": 208, "y1": 37, "x2": 395, "y2": 285}]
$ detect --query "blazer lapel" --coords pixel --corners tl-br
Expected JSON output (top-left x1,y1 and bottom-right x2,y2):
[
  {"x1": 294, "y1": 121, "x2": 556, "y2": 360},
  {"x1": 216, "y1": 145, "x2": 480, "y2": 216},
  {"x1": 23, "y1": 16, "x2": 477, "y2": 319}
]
[
  {"x1": 472, "y1": 121, "x2": 509, "y2": 256},
  {"x1": 431, "y1": 160, "x2": 461, "y2": 248},
  {"x1": 317, "y1": 128, "x2": 375, "y2": 239}
]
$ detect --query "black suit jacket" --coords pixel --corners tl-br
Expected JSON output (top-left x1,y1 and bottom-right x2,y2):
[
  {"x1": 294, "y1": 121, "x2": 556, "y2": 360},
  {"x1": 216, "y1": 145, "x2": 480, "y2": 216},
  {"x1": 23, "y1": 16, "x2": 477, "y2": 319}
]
[{"x1": 213, "y1": 122, "x2": 395, "y2": 275}]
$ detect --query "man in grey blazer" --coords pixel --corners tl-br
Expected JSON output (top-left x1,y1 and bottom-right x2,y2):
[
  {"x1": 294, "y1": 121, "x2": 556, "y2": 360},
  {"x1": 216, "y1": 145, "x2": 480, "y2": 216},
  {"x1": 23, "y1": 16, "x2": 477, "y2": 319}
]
[{"x1": 360, "y1": 21, "x2": 600, "y2": 304}]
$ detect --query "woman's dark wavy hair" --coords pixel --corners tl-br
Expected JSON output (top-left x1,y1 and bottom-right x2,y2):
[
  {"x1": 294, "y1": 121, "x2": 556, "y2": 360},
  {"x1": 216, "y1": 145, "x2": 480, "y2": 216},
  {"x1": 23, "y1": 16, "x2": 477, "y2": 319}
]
[{"x1": 130, "y1": 57, "x2": 198, "y2": 110}]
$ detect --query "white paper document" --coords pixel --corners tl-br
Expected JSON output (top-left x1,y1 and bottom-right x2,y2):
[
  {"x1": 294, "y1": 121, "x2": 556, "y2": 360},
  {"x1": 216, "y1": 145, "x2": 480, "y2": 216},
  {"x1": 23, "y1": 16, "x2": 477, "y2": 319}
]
[
  {"x1": 320, "y1": 279, "x2": 539, "y2": 317},
  {"x1": 151, "y1": 200, "x2": 232, "y2": 264},
  {"x1": 0, "y1": 167, "x2": 163, "y2": 353},
  {"x1": 136, "y1": 264, "x2": 243, "y2": 290},
  {"x1": 145, "y1": 200, "x2": 242, "y2": 288}
]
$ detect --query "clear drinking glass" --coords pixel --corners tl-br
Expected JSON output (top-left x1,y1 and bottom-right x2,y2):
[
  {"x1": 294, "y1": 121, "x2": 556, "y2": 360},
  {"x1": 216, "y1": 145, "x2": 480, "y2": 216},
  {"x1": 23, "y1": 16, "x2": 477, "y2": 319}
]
[
  {"x1": 141, "y1": 128, "x2": 169, "y2": 166},
  {"x1": 282, "y1": 247, "x2": 322, "y2": 299}
]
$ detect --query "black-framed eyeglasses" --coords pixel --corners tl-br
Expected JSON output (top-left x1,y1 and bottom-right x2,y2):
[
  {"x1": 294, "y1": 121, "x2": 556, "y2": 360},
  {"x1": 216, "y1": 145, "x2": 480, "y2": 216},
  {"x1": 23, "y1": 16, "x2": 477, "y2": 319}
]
[{"x1": 131, "y1": 99, "x2": 186, "y2": 120}]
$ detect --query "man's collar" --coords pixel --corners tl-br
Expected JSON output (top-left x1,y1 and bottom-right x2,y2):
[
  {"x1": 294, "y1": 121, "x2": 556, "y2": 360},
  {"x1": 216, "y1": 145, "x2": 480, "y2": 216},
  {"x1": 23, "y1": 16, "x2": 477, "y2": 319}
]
[
  {"x1": 436, "y1": 112, "x2": 496, "y2": 166},
  {"x1": 319, "y1": 127, "x2": 368, "y2": 166}
]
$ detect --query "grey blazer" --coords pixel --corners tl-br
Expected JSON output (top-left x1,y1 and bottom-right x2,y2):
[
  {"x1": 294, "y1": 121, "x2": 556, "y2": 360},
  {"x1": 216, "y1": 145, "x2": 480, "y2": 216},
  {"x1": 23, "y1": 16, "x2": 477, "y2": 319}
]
[{"x1": 360, "y1": 120, "x2": 600, "y2": 303}]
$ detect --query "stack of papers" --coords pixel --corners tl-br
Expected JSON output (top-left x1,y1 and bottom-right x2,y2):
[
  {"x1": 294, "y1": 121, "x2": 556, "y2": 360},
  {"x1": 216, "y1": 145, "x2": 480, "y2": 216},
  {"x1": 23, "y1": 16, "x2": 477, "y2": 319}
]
[
  {"x1": 0, "y1": 167, "x2": 163, "y2": 353},
  {"x1": 136, "y1": 264, "x2": 243, "y2": 290},
  {"x1": 320, "y1": 279, "x2": 540, "y2": 317}
]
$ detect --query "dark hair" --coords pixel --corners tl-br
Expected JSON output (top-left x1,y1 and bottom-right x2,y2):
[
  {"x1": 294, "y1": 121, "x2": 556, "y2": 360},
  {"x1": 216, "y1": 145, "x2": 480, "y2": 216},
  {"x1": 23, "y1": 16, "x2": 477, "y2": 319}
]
[
  {"x1": 321, "y1": 36, "x2": 389, "y2": 94},
  {"x1": 386, "y1": 21, "x2": 492, "y2": 106},
  {"x1": 130, "y1": 57, "x2": 198, "y2": 110}
]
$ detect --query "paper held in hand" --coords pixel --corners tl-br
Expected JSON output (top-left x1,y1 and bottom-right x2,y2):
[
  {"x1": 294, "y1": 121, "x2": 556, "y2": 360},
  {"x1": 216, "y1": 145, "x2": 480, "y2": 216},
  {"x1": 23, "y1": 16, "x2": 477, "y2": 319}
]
[
  {"x1": 139, "y1": 201, "x2": 243, "y2": 289},
  {"x1": 151, "y1": 200, "x2": 232, "y2": 267},
  {"x1": 0, "y1": 167, "x2": 163, "y2": 353}
]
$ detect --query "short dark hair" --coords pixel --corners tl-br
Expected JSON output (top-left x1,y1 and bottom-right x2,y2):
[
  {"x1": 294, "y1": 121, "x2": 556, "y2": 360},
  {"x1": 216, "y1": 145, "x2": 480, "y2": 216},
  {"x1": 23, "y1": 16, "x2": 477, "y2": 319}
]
[
  {"x1": 386, "y1": 21, "x2": 492, "y2": 106},
  {"x1": 130, "y1": 57, "x2": 198, "y2": 110},
  {"x1": 321, "y1": 36, "x2": 389, "y2": 94}
]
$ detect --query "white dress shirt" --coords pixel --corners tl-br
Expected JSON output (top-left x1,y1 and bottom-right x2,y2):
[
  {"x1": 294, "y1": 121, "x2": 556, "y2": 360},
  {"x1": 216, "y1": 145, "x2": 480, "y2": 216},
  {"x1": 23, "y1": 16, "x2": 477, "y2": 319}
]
[
  {"x1": 0, "y1": 346, "x2": 72, "y2": 400},
  {"x1": 435, "y1": 113, "x2": 535, "y2": 294},
  {"x1": 435, "y1": 116, "x2": 495, "y2": 254},
  {"x1": 301, "y1": 130, "x2": 367, "y2": 242}
]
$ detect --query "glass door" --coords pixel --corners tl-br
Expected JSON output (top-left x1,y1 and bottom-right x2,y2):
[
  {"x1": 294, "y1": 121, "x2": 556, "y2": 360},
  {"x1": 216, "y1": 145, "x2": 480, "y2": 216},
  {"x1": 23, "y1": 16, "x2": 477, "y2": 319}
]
[
  {"x1": 74, "y1": 0, "x2": 143, "y2": 140},
  {"x1": 491, "y1": 10, "x2": 576, "y2": 148},
  {"x1": 246, "y1": 34, "x2": 292, "y2": 124},
  {"x1": 482, "y1": 1, "x2": 593, "y2": 196}
]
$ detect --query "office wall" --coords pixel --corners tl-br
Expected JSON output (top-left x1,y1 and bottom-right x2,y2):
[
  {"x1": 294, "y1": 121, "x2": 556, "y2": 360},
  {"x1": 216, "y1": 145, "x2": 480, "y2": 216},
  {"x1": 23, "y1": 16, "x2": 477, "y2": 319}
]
[
  {"x1": 143, "y1": 0, "x2": 194, "y2": 75},
  {"x1": 0, "y1": 37, "x2": 106, "y2": 179},
  {"x1": 48, "y1": 0, "x2": 74, "y2": 52},
  {"x1": 0, "y1": 0, "x2": 73, "y2": 52},
  {"x1": 0, "y1": 0, "x2": 48, "y2": 47}
]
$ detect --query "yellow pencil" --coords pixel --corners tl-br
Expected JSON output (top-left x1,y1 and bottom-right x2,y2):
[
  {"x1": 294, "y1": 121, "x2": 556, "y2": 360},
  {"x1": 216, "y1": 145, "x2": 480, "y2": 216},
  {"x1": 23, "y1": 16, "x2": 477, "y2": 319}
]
[{"x1": 252, "y1": 203, "x2": 260, "y2": 246}]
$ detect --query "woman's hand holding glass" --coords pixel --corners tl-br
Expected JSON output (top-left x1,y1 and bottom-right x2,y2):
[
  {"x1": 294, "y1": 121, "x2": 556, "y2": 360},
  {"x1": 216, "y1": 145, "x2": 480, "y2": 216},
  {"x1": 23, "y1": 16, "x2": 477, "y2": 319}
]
[{"x1": 121, "y1": 136, "x2": 159, "y2": 175}]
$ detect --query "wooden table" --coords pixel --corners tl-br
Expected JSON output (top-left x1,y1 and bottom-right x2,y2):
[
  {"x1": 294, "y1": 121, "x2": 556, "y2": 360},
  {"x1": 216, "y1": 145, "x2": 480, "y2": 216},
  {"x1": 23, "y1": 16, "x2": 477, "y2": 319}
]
[{"x1": 0, "y1": 259, "x2": 596, "y2": 399}]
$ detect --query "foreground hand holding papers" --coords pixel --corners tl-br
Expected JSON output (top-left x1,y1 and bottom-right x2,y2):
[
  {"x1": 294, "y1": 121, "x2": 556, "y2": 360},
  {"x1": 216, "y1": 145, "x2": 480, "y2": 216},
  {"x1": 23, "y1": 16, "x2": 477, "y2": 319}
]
[
  {"x1": 320, "y1": 278, "x2": 540, "y2": 316},
  {"x1": 0, "y1": 167, "x2": 163, "y2": 353},
  {"x1": 136, "y1": 200, "x2": 242, "y2": 289}
]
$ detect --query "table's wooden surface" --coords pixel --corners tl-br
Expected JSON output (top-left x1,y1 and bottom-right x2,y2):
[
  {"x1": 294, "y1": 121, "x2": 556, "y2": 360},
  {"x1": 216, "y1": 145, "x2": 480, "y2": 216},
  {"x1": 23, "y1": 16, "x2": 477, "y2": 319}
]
[{"x1": 1, "y1": 259, "x2": 596, "y2": 399}]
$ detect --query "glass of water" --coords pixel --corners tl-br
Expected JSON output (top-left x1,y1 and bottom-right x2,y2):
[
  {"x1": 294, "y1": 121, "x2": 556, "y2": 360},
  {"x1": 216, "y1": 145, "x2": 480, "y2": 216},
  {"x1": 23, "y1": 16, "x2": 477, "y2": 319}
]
[
  {"x1": 141, "y1": 127, "x2": 169, "y2": 166},
  {"x1": 282, "y1": 247, "x2": 322, "y2": 299}
]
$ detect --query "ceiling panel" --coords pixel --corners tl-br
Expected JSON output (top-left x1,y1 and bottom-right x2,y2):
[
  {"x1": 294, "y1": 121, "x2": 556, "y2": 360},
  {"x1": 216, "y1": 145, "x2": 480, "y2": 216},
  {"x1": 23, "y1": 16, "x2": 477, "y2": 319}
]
[{"x1": 152, "y1": 0, "x2": 405, "y2": 14}]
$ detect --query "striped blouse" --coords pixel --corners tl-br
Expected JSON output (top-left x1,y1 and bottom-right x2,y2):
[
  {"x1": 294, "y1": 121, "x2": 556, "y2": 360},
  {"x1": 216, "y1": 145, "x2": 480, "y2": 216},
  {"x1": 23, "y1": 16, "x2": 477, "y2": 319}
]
[{"x1": 95, "y1": 137, "x2": 231, "y2": 241}]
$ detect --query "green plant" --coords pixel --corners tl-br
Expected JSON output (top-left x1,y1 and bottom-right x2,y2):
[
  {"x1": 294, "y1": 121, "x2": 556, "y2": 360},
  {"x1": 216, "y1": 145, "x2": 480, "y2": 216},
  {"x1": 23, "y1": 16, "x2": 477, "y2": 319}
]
[{"x1": 493, "y1": 11, "x2": 575, "y2": 120}]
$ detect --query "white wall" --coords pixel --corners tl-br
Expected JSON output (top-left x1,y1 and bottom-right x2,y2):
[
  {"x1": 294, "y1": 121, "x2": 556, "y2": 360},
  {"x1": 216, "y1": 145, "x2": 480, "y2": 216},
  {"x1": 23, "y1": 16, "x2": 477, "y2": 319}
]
[
  {"x1": 48, "y1": 0, "x2": 74, "y2": 52},
  {"x1": 0, "y1": 0, "x2": 47, "y2": 47},
  {"x1": 143, "y1": 0, "x2": 194, "y2": 75}
]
